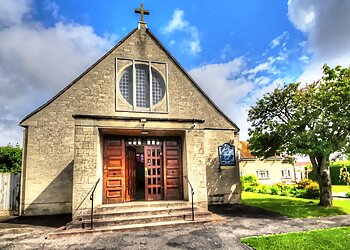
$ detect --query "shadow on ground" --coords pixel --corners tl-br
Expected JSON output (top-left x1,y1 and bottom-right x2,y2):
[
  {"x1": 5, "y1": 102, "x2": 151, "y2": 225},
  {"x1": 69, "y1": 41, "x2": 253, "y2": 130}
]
[
  {"x1": 0, "y1": 214, "x2": 71, "y2": 228},
  {"x1": 209, "y1": 204, "x2": 287, "y2": 220}
]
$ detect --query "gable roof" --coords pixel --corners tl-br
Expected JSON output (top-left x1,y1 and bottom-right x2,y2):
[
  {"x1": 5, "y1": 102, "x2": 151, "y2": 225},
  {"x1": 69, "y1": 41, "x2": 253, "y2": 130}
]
[{"x1": 20, "y1": 27, "x2": 239, "y2": 131}]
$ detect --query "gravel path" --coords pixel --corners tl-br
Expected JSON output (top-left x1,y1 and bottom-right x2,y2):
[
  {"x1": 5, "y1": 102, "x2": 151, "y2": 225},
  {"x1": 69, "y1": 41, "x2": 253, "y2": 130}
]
[{"x1": 1, "y1": 205, "x2": 349, "y2": 249}]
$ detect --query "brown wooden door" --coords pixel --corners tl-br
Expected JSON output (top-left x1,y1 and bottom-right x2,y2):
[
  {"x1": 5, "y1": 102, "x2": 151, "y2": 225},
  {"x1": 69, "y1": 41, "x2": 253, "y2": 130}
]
[
  {"x1": 163, "y1": 139, "x2": 183, "y2": 200},
  {"x1": 103, "y1": 137, "x2": 125, "y2": 204},
  {"x1": 144, "y1": 145, "x2": 163, "y2": 201},
  {"x1": 125, "y1": 148, "x2": 136, "y2": 202}
]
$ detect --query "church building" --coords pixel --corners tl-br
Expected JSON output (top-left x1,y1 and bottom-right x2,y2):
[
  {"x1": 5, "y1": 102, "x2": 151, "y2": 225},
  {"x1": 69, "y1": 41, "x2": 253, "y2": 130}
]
[{"x1": 19, "y1": 5, "x2": 241, "y2": 218}]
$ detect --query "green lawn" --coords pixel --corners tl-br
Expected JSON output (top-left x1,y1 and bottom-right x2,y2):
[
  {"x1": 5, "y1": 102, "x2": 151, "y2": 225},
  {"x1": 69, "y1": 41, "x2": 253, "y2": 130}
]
[
  {"x1": 241, "y1": 226, "x2": 350, "y2": 250},
  {"x1": 332, "y1": 185, "x2": 350, "y2": 193},
  {"x1": 242, "y1": 192, "x2": 350, "y2": 218}
]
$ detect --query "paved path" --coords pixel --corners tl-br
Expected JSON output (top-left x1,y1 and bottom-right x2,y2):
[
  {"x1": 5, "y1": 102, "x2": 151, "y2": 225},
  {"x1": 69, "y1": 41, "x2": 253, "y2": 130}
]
[{"x1": 1, "y1": 205, "x2": 350, "y2": 249}]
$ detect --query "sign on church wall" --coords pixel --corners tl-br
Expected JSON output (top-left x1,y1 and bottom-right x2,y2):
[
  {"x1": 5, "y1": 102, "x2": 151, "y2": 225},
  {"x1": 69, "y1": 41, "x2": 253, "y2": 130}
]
[{"x1": 218, "y1": 143, "x2": 236, "y2": 166}]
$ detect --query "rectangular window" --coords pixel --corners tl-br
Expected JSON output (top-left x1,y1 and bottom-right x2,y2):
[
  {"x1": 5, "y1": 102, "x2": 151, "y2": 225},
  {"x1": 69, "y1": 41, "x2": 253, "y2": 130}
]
[
  {"x1": 281, "y1": 169, "x2": 291, "y2": 178},
  {"x1": 256, "y1": 170, "x2": 269, "y2": 180}
]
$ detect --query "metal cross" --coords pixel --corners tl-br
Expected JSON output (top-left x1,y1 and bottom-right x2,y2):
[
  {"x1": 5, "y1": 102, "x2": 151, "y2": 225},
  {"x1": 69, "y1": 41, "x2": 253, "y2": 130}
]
[{"x1": 135, "y1": 3, "x2": 150, "y2": 22}]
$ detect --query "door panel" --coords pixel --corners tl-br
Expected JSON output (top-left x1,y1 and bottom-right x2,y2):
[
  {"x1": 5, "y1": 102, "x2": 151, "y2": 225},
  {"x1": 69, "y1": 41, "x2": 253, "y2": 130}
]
[
  {"x1": 103, "y1": 137, "x2": 125, "y2": 204},
  {"x1": 145, "y1": 146, "x2": 163, "y2": 201},
  {"x1": 163, "y1": 139, "x2": 183, "y2": 200},
  {"x1": 125, "y1": 148, "x2": 136, "y2": 202}
]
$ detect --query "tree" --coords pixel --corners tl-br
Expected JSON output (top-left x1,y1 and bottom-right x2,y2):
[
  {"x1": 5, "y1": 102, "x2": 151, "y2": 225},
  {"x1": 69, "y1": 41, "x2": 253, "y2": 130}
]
[
  {"x1": 248, "y1": 65, "x2": 350, "y2": 207},
  {"x1": 0, "y1": 144, "x2": 22, "y2": 173}
]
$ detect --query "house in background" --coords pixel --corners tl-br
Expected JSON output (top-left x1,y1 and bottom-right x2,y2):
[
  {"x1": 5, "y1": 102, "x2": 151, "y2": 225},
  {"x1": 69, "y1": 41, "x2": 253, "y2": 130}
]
[{"x1": 239, "y1": 141, "x2": 296, "y2": 184}]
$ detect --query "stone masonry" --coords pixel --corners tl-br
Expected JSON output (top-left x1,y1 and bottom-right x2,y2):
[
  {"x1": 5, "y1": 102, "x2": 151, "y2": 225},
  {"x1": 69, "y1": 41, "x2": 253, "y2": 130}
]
[{"x1": 20, "y1": 23, "x2": 241, "y2": 216}]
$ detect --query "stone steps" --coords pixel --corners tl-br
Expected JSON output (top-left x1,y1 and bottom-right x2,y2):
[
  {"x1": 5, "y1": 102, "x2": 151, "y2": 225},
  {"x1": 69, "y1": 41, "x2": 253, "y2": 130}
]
[
  {"x1": 81, "y1": 206, "x2": 200, "y2": 220},
  {"x1": 48, "y1": 201, "x2": 225, "y2": 238}
]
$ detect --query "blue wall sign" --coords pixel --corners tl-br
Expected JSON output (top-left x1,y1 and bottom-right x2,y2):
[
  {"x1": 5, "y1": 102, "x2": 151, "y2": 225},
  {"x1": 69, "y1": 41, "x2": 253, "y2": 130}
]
[{"x1": 218, "y1": 143, "x2": 236, "y2": 166}]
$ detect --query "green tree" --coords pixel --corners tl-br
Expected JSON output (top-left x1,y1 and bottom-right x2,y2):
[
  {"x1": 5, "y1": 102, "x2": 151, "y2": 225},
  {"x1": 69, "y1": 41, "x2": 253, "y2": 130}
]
[
  {"x1": 0, "y1": 144, "x2": 22, "y2": 172},
  {"x1": 248, "y1": 65, "x2": 350, "y2": 207}
]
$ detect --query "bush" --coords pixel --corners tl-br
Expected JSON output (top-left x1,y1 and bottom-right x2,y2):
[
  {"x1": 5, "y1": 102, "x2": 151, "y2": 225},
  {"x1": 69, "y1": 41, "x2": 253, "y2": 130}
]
[
  {"x1": 0, "y1": 144, "x2": 22, "y2": 173},
  {"x1": 346, "y1": 192, "x2": 350, "y2": 198},
  {"x1": 331, "y1": 161, "x2": 350, "y2": 185},
  {"x1": 245, "y1": 185, "x2": 258, "y2": 192},
  {"x1": 307, "y1": 161, "x2": 350, "y2": 185},
  {"x1": 297, "y1": 179, "x2": 313, "y2": 189},
  {"x1": 257, "y1": 184, "x2": 271, "y2": 194},
  {"x1": 240, "y1": 175, "x2": 259, "y2": 191},
  {"x1": 270, "y1": 185, "x2": 280, "y2": 195},
  {"x1": 304, "y1": 182, "x2": 320, "y2": 199}
]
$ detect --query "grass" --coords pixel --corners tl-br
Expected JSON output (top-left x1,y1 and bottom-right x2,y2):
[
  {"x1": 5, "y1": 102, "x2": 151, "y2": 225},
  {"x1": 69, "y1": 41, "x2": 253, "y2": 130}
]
[
  {"x1": 332, "y1": 185, "x2": 350, "y2": 193},
  {"x1": 242, "y1": 192, "x2": 350, "y2": 218},
  {"x1": 241, "y1": 226, "x2": 350, "y2": 250}
]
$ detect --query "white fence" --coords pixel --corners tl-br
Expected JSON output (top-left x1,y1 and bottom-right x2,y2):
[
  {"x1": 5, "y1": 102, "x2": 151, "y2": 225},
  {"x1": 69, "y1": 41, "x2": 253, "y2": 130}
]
[{"x1": 0, "y1": 173, "x2": 20, "y2": 215}]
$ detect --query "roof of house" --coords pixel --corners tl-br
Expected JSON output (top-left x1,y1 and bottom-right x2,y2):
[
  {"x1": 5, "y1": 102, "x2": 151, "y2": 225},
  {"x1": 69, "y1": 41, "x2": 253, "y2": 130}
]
[
  {"x1": 20, "y1": 26, "x2": 240, "y2": 132},
  {"x1": 240, "y1": 141, "x2": 256, "y2": 159},
  {"x1": 240, "y1": 141, "x2": 282, "y2": 160}
]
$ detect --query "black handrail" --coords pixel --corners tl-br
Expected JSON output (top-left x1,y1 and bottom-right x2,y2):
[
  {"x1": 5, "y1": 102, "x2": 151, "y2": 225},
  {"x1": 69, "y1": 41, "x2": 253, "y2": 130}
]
[
  {"x1": 183, "y1": 176, "x2": 195, "y2": 221},
  {"x1": 89, "y1": 178, "x2": 100, "y2": 229}
]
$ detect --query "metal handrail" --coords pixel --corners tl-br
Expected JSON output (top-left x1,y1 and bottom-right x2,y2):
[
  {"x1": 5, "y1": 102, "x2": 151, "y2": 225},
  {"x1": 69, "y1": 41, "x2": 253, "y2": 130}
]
[
  {"x1": 183, "y1": 176, "x2": 195, "y2": 221},
  {"x1": 89, "y1": 178, "x2": 100, "y2": 229}
]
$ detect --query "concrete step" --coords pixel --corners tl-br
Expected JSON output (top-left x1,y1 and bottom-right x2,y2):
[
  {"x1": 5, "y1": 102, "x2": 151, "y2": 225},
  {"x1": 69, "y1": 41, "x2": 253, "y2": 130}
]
[
  {"x1": 73, "y1": 211, "x2": 211, "y2": 229},
  {"x1": 49, "y1": 217, "x2": 221, "y2": 239},
  {"x1": 83, "y1": 206, "x2": 199, "y2": 220},
  {"x1": 96, "y1": 201, "x2": 191, "y2": 213}
]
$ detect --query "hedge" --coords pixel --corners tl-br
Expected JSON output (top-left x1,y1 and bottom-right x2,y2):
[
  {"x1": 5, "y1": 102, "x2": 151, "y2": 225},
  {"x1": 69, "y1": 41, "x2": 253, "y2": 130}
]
[{"x1": 309, "y1": 161, "x2": 349, "y2": 185}]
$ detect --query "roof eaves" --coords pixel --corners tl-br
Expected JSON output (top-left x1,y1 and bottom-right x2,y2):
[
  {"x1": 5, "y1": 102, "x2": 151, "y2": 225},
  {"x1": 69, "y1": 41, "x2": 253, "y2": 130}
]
[{"x1": 19, "y1": 28, "x2": 138, "y2": 126}]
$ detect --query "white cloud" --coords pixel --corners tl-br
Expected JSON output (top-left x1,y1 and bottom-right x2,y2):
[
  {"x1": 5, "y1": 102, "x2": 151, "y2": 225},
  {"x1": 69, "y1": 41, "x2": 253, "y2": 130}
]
[
  {"x1": 162, "y1": 9, "x2": 201, "y2": 55},
  {"x1": 288, "y1": 0, "x2": 350, "y2": 82},
  {"x1": 188, "y1": 57, "x2": 290, "y2": 140},
  {"x1": 270, "y1": 31, "x2": 289, "y2": 49},
  {"x1": 0, "y1": 1, "x2": 117, "y2": 146},
  {"x1": 0, "y1": 0, "x2": 31, "y2": 27},
  {"x1": 221, "y1": 44, "x2": 232, "y2": 60},
  {"x1": 162, "y1": 9, "x2": 188, "y2": 33}
]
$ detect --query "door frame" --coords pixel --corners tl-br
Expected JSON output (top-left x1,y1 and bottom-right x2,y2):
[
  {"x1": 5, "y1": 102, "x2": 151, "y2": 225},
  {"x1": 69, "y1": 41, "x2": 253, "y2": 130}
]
[{"x1": 103, "y1": 135, "x2": 184, "y2": 204}]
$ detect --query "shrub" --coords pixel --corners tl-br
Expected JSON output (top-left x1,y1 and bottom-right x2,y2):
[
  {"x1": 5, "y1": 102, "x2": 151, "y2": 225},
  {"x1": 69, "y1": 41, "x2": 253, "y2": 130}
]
[
  {"x1": 346, "y1": 192, "x2": 350, "y2": 198},
  {"x1": 240, "y1": 175, "x2": 259, "y2": 191},
  {"x1": 297, "y1": 179, "x2": 313, "y2": 189},
  {"x1": 270, "y1": 185, "x2": 280, "y2": 195},
  {"x1": 304, "y1": 182, "x2": 320, "y2": 199},
  {"x1": 257, "y1": 184, "x2": 271, "y2": 194},
  {"x1": 0, "y1": 144, "x2": 22, "y2": 173},
  {"x1": 241, "y1": 175, "x2": 258, "y2": 186},
  {"x1": 245, "y1": 185, "x2": 258, "y2": 192}
]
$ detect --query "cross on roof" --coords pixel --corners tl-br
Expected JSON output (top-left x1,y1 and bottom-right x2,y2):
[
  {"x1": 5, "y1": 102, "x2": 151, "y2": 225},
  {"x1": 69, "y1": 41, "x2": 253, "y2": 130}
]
[{"x1": 135, "y1": 3, "x2": 150, "y2": 23}]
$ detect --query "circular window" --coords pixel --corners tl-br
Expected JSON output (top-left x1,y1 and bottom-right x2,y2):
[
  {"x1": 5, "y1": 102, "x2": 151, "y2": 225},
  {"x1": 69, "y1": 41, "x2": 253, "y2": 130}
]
[{"x1": 119, "y1": 64, "x2": 165, "y2": 108}]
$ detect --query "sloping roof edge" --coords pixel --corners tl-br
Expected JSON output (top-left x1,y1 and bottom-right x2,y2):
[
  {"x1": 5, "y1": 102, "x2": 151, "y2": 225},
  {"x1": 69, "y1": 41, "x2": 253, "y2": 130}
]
[
  {"x1": 20, "y1": 26, "x2": 240, "y2": 131},
  {"x1": 19, "y1": 28, "x2": 138, "y2": 125},
  {"x1": 145, "y1": 29, "x2": 239, "y2": 131}
]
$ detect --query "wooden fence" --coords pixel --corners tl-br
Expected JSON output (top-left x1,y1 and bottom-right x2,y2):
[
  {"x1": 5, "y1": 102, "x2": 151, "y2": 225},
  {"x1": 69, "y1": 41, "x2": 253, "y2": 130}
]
[{"x1": 0, "y1": 173, "x2": 20, "y2": 215}]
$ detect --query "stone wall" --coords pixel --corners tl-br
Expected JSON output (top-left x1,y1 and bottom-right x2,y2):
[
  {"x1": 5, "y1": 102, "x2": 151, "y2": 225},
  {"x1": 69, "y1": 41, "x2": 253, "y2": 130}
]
[
  {"x1": 205, "y1": 130, "x2": 241, "y2": 204},
  {"x1": 20, "y1": 25, "x2": 239, "y2": 216}
]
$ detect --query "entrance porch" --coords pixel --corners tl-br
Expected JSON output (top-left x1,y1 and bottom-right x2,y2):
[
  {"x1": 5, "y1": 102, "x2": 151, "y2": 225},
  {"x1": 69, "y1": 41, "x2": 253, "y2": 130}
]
[{"x1": 71, "y1": 115, "x2": 209, "y2": 219}]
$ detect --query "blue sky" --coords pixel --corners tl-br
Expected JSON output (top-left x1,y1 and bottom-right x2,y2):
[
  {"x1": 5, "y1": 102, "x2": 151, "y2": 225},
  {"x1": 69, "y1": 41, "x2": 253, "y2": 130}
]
[{"x1": 1, "y1": 0, "x2": 350, "y2": 145}]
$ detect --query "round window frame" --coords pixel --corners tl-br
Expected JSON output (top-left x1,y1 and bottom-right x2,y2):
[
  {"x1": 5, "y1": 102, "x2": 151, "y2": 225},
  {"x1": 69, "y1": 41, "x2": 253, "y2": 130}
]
[{"x1": 117, "y1": 63, "x2": 167, "y2": 110}]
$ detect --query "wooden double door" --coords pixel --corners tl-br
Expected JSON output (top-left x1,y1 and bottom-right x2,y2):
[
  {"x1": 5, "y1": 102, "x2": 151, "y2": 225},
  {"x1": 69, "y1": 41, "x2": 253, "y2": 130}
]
[{"x1": 103, "y1": 137, "x2": 183, "y2": 204}]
